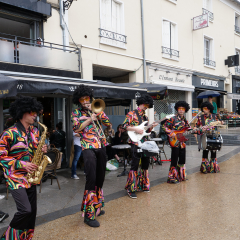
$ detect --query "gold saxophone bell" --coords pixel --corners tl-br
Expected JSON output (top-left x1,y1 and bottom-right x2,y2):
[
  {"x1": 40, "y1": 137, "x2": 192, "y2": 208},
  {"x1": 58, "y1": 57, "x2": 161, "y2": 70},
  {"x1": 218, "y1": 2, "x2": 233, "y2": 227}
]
[{"x1": 88, "y1": 98, "x2": 106, "y2": 139}]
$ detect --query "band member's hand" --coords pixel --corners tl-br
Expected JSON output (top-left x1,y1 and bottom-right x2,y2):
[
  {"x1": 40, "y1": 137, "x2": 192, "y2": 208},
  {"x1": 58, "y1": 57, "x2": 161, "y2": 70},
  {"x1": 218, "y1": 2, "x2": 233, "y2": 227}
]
[
  {"x1": 25, "y1": 162, "x2": 38, "y2": 173},
  {"x1": 170, "y1": 132, "x2": 176, "y2": 138},
  {"x1": 91, "y1": 113, "x2": 97, "y2": 121},
  {"x1": 221, "y1": 121, "x2": 224, "y2": 125},
  {"x1": 42, "y1": 144, "x2": 48, "y2": 153},
  {"x1": 202, "y1": 126, "x2": 208, "y2": 132},
  {"x1": 135, "y1": 128, "x2": 144, "y2": 134},
  {"x1": 152, "y1": 122, "x2": 158, "y2": 128}
]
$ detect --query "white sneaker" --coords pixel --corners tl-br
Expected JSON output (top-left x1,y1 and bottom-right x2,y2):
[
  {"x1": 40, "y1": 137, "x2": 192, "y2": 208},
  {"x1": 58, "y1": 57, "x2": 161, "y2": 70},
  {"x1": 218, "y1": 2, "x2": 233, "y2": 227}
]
[
  {"x1": 0, "y1": 195, "x2": 4, "y2": 200},
  {"x1": 71, "y1": 175, "x2": 79, "y2": 180}
]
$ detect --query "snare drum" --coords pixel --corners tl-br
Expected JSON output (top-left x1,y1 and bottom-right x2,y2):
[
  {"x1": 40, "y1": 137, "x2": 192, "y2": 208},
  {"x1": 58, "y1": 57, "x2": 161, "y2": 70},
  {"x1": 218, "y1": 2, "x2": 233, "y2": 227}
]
[{"x1": 202, "y1": 133, "x2": 223, "y2": 151}]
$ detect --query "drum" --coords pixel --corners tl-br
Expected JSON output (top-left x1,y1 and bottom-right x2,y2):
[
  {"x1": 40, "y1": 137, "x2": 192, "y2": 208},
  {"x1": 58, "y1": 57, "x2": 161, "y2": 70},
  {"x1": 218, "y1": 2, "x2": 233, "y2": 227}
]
[{"x1": 202, "y1": 132, "x2": 223, "y2": 151}]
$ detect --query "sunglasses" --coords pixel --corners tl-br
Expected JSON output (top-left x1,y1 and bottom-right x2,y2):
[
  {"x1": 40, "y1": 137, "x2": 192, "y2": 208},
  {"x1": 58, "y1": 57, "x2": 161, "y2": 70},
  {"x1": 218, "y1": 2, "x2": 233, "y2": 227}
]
[
  {"x1": 30, "y1": 111, "x2": 37, "y2": 116},
  {"x1": 79, "y1": 96, "x2": 90, "y2": 103},
  {"x1": 178, "y1": 107, "x2": 186, "y2": 111}
]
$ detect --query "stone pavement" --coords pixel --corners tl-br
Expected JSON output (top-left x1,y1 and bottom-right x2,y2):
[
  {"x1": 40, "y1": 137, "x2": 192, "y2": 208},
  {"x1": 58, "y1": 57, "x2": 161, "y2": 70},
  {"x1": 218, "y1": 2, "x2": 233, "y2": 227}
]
[
  {"x1": 0, "y1": 143, "x2": 240, "y2": 237},
  {"x1": 34, "y1": 152, "x2": 240, "y2": 240}
]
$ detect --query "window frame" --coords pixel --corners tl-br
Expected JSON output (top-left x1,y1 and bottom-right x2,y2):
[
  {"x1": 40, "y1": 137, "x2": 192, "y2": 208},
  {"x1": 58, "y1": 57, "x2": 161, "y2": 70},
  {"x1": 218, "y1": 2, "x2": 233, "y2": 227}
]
[
  {"x1": 162, "y1": 18, "x2": 179, "y2": 61},
  {"x1": 203, "y1": 35, "x2": 215, "y2": 69},
  {"x1": 235, "y1": 12, "x2": 240, "y2": 35},
  {"x1": 99, "y1": 0, "x2": 126, "y2": 49}
]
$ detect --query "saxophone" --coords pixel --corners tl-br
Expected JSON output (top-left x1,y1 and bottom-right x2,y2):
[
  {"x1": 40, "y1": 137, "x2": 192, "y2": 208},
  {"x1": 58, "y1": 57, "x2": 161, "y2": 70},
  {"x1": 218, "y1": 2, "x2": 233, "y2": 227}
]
[{"x1": 27, "y1": 122, "x2": 52, "y2": 184}]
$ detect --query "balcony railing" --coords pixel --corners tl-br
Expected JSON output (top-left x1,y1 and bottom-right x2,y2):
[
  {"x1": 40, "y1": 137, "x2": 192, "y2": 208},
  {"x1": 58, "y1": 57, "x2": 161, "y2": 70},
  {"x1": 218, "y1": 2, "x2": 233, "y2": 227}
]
[
  {"x1": 162, "y1": 46, "x2": 179, "y2": 58},
  {"x1": 235, "y1": 25, "x2": 240, "y2": 34},
  {"x1": 202, "y1": 8, "x2": 214, "y2": 21},
  {"x1": 235, "y1": 66, "x2": 240, "y2": 75},
  {"x1": 0, "y1": 32, "x2": 80, "y2": 72},
  {"x1": 99, "y1": 28, "x2": 127, "y2": 43},
  {"x1": 204, "y1": 58, "x2": 216, "y2": 67}
]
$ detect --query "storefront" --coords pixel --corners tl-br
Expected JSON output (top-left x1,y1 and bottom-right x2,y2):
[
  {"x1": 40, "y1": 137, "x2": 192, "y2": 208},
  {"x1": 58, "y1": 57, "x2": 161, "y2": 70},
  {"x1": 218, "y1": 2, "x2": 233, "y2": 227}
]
[
  {"x1": 147, "y1": 63, "x2": 194, "y2": 122},
  {"x1": 231, "y1": 75, "x2": 240, "y2": 114},
  {"x1": 192, "y1": 72, "x2": 226, "y2": 113}
]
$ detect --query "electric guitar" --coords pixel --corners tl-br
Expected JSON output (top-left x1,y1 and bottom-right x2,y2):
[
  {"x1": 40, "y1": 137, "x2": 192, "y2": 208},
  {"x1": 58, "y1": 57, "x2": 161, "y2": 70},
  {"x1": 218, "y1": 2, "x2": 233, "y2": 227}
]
[
  {"x1": 168, "y1": 121, "x2": 222, "y2": 147},
  {"x1": 127, "y1": 114, "x2": 175, "y2": 142}
]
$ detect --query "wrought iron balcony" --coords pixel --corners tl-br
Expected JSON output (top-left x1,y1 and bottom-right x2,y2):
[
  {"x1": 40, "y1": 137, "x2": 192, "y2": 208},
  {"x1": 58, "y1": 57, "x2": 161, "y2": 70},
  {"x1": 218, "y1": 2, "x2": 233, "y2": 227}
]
[
  {"x1": 202, "y1": 8, "x2": 214, "y2": 21},
  {"x1": 203, "y1": 58, "x2": 216, "y2": 67},
  {"x1": 235, "y1": 25, "x2": 240, "y2": 34},
  {"x1": 99, "y1": 28, "x2": 127, "y2": 43},
  {"x1": 235, "y1": 66, "x2": 240, "y2": 75},
  {"x1": 0, "y1": 32, "x2": 80, "y2": 72},
  {"x1": 162, "y1": 46, "x2": 179, "y2": 58}
]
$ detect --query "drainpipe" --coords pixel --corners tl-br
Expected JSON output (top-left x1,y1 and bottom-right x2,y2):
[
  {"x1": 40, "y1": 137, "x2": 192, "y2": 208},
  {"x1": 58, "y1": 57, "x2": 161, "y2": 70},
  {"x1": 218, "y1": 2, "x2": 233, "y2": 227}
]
[
  {"x1": 140, "y1": 0, "x2": 146, "y2": 83},
  {"x1": 59, "y1": 0, "x2": 68, "y2": 49}
]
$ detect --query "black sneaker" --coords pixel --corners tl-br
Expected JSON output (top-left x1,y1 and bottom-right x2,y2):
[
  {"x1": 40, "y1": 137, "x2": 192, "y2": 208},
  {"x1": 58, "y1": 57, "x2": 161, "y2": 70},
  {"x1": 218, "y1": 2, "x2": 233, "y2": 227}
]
[
  {"x1": 98, "y1": 210, "x2": 105, "y2": 216},
  {"x1": 84, "y1": 216, "x2": 100, "y2": 227},
  {"x1": 143, "y1": 189, "x2": 150, "y2": 193},
  {"x1": 127, "y1": 191, "x2": 137, "y2": 199},
  {"x1": 0, "y1": 212, "x2": 9, "y2": 223}
]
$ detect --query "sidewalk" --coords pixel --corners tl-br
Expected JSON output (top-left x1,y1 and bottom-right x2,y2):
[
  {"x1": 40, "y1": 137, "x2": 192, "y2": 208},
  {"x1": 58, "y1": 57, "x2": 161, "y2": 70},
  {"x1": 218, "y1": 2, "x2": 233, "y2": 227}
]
[
  {"x1": 0, "y1": 144, "x2": 239, "y2": 236},
  {"x1": 34, "y1": 151, "x2": 240, "y2": 240}
]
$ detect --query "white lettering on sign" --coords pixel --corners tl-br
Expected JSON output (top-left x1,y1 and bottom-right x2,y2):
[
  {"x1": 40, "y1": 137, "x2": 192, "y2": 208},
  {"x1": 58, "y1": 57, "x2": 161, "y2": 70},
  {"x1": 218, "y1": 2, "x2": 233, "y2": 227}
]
[{"x1": 200, "y1": 79, "x2": 219, "y2": 88}]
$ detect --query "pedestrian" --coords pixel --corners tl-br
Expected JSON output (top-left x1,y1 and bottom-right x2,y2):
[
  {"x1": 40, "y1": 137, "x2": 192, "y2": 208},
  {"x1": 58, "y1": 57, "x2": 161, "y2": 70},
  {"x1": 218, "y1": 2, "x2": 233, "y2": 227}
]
[
  {"x1": 163, "y1": 101, "x2": 191, "y2": 184},
  {"x1": 71, "y1": 85, "x2": 111, "y2": 227},
  {"x1": 123, "y1": 94, "x2": 158, "y2": 199},
  {"x1": 0, "y1": 96, "x2": 47, "y2": 239},
  {"x1": 208, "y1": 96, "x2": 217, "y2": 114},
  {"x1": 71, "y1": 131, "x2": 82, "y2": 179}
]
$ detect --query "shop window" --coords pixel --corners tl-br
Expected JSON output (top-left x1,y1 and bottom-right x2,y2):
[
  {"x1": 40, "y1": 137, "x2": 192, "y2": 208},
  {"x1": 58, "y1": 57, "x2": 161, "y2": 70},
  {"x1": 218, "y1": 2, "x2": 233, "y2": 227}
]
[
  {"x1": 100, "y1": 0, "x2": 126, "y2": 49},
  {"x1": 162, "y1": 20, "x2": 179, "y2": 60},
  {"x1": 204, "y1": 37, "x2": 215, "y2": 68},
  {"x1": 235, "y1": 13, "x2": 240, "y2": 34},
  {"x1": 203, "y1": 0, "x2": 213, "y2": 22}
]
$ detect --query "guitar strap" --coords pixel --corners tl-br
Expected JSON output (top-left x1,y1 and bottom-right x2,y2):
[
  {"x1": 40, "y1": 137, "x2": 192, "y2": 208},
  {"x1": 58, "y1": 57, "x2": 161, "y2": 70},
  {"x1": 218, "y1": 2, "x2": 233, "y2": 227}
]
[{"x1": 134, "y1": 109, "x2": 146, "y2": 125}]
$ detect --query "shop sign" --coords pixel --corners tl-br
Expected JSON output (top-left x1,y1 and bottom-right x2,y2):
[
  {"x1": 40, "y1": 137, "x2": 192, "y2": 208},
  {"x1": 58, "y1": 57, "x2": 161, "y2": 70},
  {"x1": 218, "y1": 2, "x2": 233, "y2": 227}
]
[
  {"x1": 159, "y1": 75, "x2": 185, "y2": 83},
  {"x1": 200, "y1": 78, "x2": 218, "y2": 88},
  {"x1": 193, "y1": 14, "x2": 209, "y2": 31}
]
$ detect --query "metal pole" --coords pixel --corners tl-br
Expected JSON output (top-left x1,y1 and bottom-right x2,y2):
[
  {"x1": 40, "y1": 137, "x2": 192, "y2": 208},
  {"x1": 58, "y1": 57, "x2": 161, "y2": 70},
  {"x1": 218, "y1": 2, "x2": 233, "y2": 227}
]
[
  {"x1": 140, "y1": 0, "x2": 146, "y2": 83},
  {"x1": 0, "y1": 99, "x2": 3, "y2": 134}
]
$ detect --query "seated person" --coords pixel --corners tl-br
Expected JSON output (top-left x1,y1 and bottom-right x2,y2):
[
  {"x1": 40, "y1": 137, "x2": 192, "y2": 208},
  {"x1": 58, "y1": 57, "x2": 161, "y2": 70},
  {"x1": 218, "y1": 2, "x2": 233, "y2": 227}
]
[{"x1": 49, "y1": 122, "x2": 66, "y2": 152}]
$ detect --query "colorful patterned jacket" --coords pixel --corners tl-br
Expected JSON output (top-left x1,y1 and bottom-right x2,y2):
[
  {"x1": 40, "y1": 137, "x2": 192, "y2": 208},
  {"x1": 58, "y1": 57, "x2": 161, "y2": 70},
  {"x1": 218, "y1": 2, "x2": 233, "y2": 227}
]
[
  {"x1": 122, "y1": 107, "x2": 152, "y2": 146},
  {"x1": 195, "y1": 113, "x2": 218, "y2": 134},
  {"x1": 163, "y1": 114, "x2": 190, "y2": 148},
  {"x1": 0, "y1": 122, "x2": 39, "y2": 190},
  {"x1": 71, "y1": 108, "x2": 110, "y2": 150}
]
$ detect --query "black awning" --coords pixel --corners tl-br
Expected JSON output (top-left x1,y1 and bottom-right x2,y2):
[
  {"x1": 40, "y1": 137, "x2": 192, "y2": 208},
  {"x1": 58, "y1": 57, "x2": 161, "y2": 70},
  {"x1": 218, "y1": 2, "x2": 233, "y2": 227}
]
[
  {"x1": 0, "y1": 75, "x2": 147, "y2": 101},
  {"x1": 118, "y1": 82, "x2": 168, "y2": 100}
]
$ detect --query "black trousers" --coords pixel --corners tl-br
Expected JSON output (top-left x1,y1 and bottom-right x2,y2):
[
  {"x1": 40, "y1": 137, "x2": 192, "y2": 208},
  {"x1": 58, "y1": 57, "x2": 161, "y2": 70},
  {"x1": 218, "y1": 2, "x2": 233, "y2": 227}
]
[
  {"x1": 82, "y1": 147, "x2": 107, "y2": 191},
  {"x1": 202, "y1": 150, "x2": 216, "y2": 159},
  {"x1": 10, "y1": 185, "x2": 37, "y2": 230},
  {"x1": 170, "y1": 147, "x2": 186, "y2": 167},
  {"x1": 130, "y1": 144, "x2": 149, "y2": 171}
]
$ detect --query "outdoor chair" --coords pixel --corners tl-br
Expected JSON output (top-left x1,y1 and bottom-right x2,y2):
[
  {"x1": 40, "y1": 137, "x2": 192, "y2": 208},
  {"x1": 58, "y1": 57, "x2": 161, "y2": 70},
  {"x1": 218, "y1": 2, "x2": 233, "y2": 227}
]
[{"x1": 39, "y1": 146, "x2": 61, "y2": 193}]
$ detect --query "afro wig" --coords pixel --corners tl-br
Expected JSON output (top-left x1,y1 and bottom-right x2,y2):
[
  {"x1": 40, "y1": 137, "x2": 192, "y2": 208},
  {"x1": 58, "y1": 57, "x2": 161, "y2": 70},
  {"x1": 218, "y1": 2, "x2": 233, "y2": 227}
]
[
  {"x1": 174, "y1": 101, "x2": 190, "y2": 113},
  {"x1": 9, "y1": 96, "x2": 43, "y2": 121},
  {"x1": 201, "y1": 101, "x2": 214, "y2": 113},
  {"x1": 72, "y1": 84, "x2": 93, "y2": 106},
  {"x1": 136, "y1": 94, "x2": 153, "y2": 108}
]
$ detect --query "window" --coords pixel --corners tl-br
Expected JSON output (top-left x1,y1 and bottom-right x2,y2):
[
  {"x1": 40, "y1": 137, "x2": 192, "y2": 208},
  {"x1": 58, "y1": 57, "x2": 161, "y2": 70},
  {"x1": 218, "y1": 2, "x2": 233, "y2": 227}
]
[
  {"x1": 235, "y1": 13, "x2": 240, "y2": 34},
  {"x1": 202, "y1": 0, "x2": 213, "y2": 21},
  {"x1": 204, "y1": 37, "x2": 215, "y2": 67},
  {"x1": 100, "y1": 0, "x2": 126, "y2": 48},
  {"x1": 162, "y1": 20, "x2": 179, "y2": 60},
  {"x1": 235, "y1": 49, "x2": 240, "y2": 75}
]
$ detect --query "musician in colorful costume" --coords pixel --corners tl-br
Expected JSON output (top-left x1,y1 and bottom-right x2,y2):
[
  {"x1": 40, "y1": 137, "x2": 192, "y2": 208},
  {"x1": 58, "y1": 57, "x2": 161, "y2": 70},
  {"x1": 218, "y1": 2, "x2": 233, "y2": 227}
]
[
  {"x1": 0, "y1": 96, "x2": 46, "y2": 240},
  {"x1": 195, "y1": 101, "x2": 220, "y2": 174},
  {"x1": 163, "y1": 101, "x2": 190, "y2": 184},
  {"x1": 122, "y1": 94, "x2": 158, "y2": 199},
  {"x1": 71, "y1": 85, "x2": 110, "y2": 228}
]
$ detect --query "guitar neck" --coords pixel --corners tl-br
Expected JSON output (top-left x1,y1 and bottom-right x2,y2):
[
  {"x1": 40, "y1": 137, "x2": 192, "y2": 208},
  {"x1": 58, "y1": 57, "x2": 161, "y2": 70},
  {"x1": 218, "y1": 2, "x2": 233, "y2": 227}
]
[
  {"x1": 145, "y1": 118, "x2": 166, "y2": 131},
  {"x1": 183, "y1": 124, "x2": 213, "y2": 136}
]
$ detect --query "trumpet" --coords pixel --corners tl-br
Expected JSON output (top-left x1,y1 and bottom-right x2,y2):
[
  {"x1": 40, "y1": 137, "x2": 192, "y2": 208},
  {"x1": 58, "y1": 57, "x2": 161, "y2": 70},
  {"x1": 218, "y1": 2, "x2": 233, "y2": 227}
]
[{"x1": 87, "y1": 98, "x2": 106, "y2": 139}]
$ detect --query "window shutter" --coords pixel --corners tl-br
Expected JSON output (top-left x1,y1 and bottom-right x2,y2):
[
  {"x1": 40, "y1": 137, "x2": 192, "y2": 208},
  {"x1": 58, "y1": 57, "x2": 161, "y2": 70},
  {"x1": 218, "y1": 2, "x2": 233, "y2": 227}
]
[
  {"x1": 170, "y1": 23, "x2": 175, "y2": 50},
  {"x1": 204, "y1": 39, "x2": 207, "y2": 59},
  {"x1": 162, "y1": 20, "x2": 170, "y2": 49}
]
